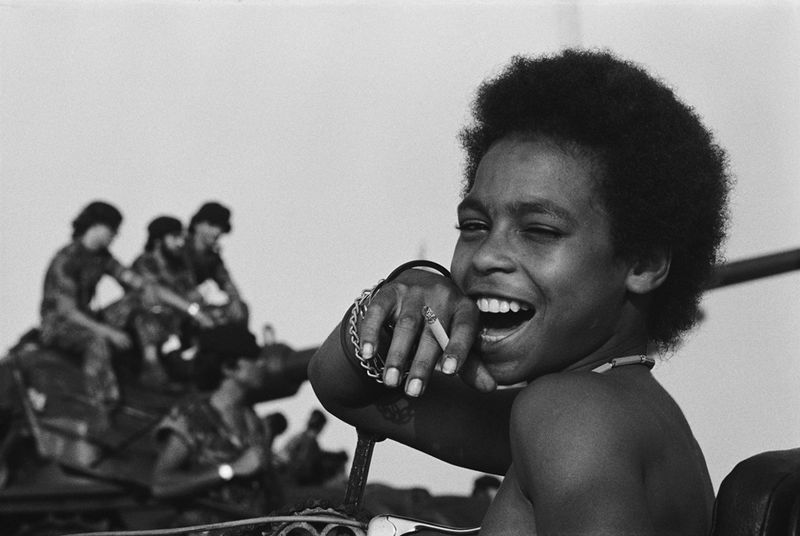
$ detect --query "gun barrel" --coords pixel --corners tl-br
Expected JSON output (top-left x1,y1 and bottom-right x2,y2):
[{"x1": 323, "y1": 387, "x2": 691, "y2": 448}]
[{"x1": 708, "y1": 248, "x2": 800, "y2": 290}]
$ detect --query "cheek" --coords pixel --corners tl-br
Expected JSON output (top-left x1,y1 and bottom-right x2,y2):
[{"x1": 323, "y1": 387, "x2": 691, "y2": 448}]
[
  {"x1": 547, "y1": 273, "x2": 627, "y2": 336},
  {"x1": 449, "y1": 240, "x2": 471, "y2": 285},
  {"x1": 536, "y1": 252, "x2": 623, "y2": 316}
]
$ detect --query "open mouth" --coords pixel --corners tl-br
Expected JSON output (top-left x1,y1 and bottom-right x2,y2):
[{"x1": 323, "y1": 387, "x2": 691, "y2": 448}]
[{"x1": 475, "y1": 297, "x2": 535, "y2": 341}]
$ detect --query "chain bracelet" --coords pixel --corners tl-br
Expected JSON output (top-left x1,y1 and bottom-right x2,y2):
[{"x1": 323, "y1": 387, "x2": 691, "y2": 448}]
[
  {"x1": 346, "y1": 261, "x2": 450, "y2": 385},
  {"x1": 348, "y1": 284, "x2": 387, "y2": 383}
]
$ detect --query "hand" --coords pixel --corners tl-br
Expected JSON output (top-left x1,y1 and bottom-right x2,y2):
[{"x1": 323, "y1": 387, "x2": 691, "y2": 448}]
[
  {"x1": 103, "y1": 327, "x2": 132, "y2": 350},
  {"x1": 230, "y1": 446, "x2": 266, "y2": 477},
  {"x1": 358, "y1": 268, "x2": 495, "y2": 397},
  {"x1": 194, "y1": 310, "x2": 215, "y2": 329}
]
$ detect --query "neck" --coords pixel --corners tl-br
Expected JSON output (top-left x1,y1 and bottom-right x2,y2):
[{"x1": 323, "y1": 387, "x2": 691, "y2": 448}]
[
  {"x1": 572, "y1": 300, "x2": 651, "y2": 371},
  {"x1": 210, "y1": 379, "x2": 246, "y2": 410}
]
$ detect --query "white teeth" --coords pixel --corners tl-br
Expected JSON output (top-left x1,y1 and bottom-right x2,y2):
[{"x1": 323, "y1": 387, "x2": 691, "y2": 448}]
[{"x1": 475, "y1": 297, "x2": 528, "y2": 313}]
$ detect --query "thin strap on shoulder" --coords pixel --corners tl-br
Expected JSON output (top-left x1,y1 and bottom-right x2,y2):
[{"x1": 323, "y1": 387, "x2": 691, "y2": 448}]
[{"x1": 591, "y1": 354, "x2": 655, "y2": 374}]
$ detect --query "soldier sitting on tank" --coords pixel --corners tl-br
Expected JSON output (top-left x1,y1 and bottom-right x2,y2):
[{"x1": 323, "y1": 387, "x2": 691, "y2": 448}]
[
  {"x1": 40, "y1": 201, "x2": 217, "y2": 410},
  {"x1": 39, "y1": 201, "x2": 149, "y2": 410},
  {"x1": 150, "y1": 324, "x2": 280, "y2": 526},
  {"x1": 183, "y1": 201, "x2": 248, "y2": 326},
  {"x1": 129, "y1": 215, "x2": 215, "y2": 385}
]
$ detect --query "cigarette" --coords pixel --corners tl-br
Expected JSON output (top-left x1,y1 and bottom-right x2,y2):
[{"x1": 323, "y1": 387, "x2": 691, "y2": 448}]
[{"x1": 422, "y1": 305, "x2": 450, "y2": 350}]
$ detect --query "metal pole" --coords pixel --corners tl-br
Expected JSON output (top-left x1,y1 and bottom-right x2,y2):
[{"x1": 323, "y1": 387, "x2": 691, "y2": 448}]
[
  {"x1": 707, "y1": 248, "x2": 800, "y2": 290},
  {"x1": 343, "y1": 429, "x2": 383, "y2": 511}
]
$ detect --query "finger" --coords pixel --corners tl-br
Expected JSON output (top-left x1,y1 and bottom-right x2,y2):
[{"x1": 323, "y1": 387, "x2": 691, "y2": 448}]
[
  {"x1": 381, "y1": 302, "x2": 425, "y2": 387},
  {"x1": 439, "y1": 299, "x2": 480, "y2": 376},
  {"x1": 404, "y1": 328, "x2": 444, "y2": 397},
  {"x1": 458, "y1": 350, "x2": 497, "y2": 393},
  {"x1": 357, "y1": 288, "x2": 397, "y2": 361}
]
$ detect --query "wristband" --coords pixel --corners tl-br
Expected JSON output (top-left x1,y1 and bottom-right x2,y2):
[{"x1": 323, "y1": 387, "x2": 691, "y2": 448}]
[
  {"x1": 217, "y1": 463, "x2": 234, "y2": 481},
  {"x1": 187, "y1": 302, "x2": 200, "y2": 317},
  {"x1": 383, "y1": 259, "x2": 451, "y2": 282}
]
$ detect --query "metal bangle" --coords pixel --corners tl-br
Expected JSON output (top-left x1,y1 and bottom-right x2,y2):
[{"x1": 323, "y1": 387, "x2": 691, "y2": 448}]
[{"x1": 348, "y1": 286, "x2": 387, "y2": 383}]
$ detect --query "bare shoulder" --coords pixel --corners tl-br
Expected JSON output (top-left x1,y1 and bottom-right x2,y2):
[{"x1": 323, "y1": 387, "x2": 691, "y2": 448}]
[
  {"x1": 511, "y1": 371, "x2": 646, "y2": 444},
  {"x1": 513, "y1": 372, "x2": 645, "y2": 469},
  {"x1": 506, "y1": 370, "x2": 713, "y2": 534}
]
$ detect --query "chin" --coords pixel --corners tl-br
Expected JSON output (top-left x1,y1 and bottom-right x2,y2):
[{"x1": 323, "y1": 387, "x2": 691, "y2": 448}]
[{"x1": 480, "y1": 359, "x2": 527, "y2": 387}]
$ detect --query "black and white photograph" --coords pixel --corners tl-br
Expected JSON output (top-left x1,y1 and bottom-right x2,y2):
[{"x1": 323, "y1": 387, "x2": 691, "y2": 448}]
[{"x1": 1, "y1": 1, "x2": 798, "y2": 535}]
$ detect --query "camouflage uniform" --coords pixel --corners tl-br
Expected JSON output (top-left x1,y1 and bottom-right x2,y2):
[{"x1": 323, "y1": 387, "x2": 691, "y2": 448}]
[
  {"x1": 130, "y1": 249, "x2": 198, "y2": 353},
  {"x1": 184, "y1": 239, "x2": 248, "y2": 324},
  {"x1": 40, "y1": 241, "x2": 135, "y2": 406},
  {"x1": 154, "y1": 393, "x2": 276, "y2": 524}
]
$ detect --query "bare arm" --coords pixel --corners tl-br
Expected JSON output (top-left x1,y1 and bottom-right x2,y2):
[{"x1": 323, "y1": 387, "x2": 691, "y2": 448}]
[
  {"x1": 509, "y1": 376, "x2": 655, "y2": 535},
  {"x1": 309, "y1": 320, "x2": 516, "y2": 475},
  {"x1": 151, "y1": 434, "x2": 219, "y2": 499},
  {"x1": 151, "y1": 433, "x2": 265, "y2": 499}
]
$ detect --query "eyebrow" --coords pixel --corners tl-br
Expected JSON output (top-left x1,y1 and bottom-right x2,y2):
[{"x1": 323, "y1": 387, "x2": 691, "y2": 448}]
[{"x1": 458, "y1": 197, "x2": 576, "y2": 224}]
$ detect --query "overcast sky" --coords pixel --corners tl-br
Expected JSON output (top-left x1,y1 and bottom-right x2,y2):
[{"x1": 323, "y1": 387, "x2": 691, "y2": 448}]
[{"x1": 1, "y1": 0, "x2": 799, "y2": 497}]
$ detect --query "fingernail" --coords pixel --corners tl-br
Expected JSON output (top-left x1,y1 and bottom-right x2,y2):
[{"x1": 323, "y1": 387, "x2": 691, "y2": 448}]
[
  {"x1": 384, "y1": 367, "x2": 400, "y2": 387},
  {"x1": 442, "y1": 356, "x2": 457, "y2": 374},
  {"x1": 361, "y1": 342, "x2": 373, "y2": 359},
  {"x1": 406, "y1": 378, "x2": 423, "y2": 397}
]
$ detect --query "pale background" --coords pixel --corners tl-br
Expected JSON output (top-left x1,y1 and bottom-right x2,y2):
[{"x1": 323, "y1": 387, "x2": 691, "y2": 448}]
[{"x1": 1, "y1": 0, "x2": 798, "y2": 497}]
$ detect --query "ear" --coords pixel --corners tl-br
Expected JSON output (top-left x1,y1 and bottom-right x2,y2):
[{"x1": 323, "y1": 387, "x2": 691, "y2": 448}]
[{"x1": 625, "y1": 247, "x2": 671, "y2": 295}]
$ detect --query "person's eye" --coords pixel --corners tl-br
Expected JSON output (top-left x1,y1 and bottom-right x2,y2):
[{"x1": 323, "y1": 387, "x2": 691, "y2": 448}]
[
  {"x1": 455, "y1": 220, "x2": 489, "y2": 235},
  {"x1": 521, "y1": 226, "x2": 562, "y2": 240}
]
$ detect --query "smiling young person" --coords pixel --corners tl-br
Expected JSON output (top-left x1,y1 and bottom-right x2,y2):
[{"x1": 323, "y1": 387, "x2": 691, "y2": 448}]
[{"x1": 309, "y1": 49, "x2": 730, "y2": 535}]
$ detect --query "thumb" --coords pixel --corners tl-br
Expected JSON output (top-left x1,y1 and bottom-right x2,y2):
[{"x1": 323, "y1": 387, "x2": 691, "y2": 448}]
[{"x1": 458, "y1": 351, "x2": 497, "y2": 393}]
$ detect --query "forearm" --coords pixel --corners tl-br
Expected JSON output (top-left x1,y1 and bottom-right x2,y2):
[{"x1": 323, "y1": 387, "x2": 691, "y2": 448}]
[
  {"x1": 309, "y1": 322, "x2": 386, "y2": 411},
  {"x1": 152, "y1": 284, "x2": 198, "y2": 316},
  {"x1": 57, "y1": 300, "x2": 113, "y2": 337},
  {"x1": 309, "y1": 318, "x2": 514, "y2": 474},
  {"x1": 151, "y1": 465, "x2": 231, "y2": 499}
]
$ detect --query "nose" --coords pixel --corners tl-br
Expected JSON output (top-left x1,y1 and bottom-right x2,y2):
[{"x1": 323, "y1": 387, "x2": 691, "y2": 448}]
[{"x1": 470, "y1": 229, "x2": 516, "y2": 275}]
